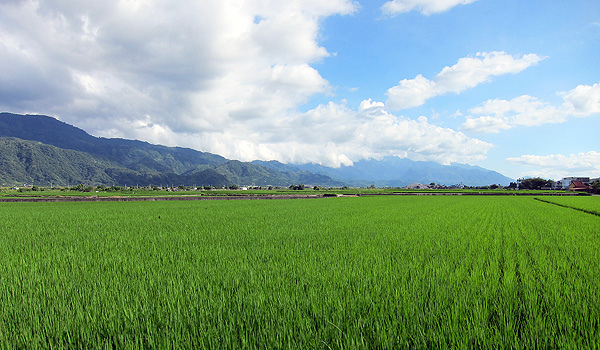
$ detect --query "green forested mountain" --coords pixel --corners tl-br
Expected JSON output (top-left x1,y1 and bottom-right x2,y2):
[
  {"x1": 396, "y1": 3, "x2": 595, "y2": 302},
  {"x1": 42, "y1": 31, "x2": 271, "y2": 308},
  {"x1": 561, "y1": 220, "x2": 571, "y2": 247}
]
[
  {"x1": 0, "y1": 137, "x2": 123, "y2": 186},
  {"x1": 214, "y1": 160, "x2": 344, "y2": 187},
  {"x1": 0, "y1": 113, "x2": 341, "y2": 187},
  {"x1": 0, "y1": 137, "x2": 232, "y2": 187},
  {"x1": 0, "y1": 113, "x2": 227, "y2": 174}
]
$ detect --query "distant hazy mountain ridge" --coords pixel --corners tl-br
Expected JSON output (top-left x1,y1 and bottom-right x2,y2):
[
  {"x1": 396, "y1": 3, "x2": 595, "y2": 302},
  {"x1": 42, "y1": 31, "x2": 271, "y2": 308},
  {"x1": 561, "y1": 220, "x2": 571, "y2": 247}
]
[{"x1": 253, "y1": 157, "x2": 512, "y2": 187}]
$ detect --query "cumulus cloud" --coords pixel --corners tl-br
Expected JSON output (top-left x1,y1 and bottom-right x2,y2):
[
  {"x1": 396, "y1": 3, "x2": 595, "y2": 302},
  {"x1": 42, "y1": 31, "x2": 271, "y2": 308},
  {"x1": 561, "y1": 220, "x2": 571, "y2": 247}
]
[
  {"x1": 381, "y1": 0, "x2": 477, "y2": 16},
  {"x1": 506, "y1": 151, "x2": 600, "y2": 180},
  {"x1": 385, "y1": 52, "x2": 544, "y2": 110},
  {"x1": 462, "y1": 82, "x2": 600, "y2": 133},
  {"x1": 295, "y1": 101, "x2": 493, "y2": 166},
  {"x1": 562, "y1": 82, "x2": 600, "y2": 116},
  {"x1": 0, "y1": 0, "x2": 354, "y2": 125}
]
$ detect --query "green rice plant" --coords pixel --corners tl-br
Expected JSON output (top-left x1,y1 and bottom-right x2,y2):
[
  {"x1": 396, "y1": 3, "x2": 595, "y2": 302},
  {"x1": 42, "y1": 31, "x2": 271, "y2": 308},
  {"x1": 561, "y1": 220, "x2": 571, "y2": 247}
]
[{"x1": 0, "y1": 196, "x2": 598, "y2": 348}]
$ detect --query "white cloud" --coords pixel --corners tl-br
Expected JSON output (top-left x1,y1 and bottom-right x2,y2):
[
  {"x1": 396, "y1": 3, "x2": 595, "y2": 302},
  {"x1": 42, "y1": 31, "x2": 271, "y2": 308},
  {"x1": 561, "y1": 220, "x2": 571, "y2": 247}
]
[
  {"x1": 506, "y1": 151, "x2": 600, "y2": 180},
  {"x1": 229, "y1": 101, "x2": 492, "y2": 166},
  {"x1": 562, "y1": 82, "x2": 600, "y2": 116},
  {"x1": 385, "y1": 52, "x2": 544, "y2": 110},
  {"x1": 100, "y1": 100, "x2": 493, "y2": 167},
  {"x1": 461, "y1": 115, "x2": 512, "y2": 134},
  {"x1": 462, "y1": 83, "x2": 600, "y2": 133},
  {"x1": 0, "y1": 0, "x2": 355, "y2": 127},
  {"x1": 358, "y1": 98, "x2": 385, "y2": 111},
  {"x1": 381, "y1": 0, "x2": 477, "y2": 15}
]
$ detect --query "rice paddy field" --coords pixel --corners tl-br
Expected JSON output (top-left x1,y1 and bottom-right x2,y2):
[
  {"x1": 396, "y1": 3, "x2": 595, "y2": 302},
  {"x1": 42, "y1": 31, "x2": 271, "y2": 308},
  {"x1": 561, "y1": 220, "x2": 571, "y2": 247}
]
[
  {"x1": 0, "y1": 195, "x2": 599, "y2": 348},
  {"x1": 535, "y1": 196, "x2": 600, "y2": 216}
]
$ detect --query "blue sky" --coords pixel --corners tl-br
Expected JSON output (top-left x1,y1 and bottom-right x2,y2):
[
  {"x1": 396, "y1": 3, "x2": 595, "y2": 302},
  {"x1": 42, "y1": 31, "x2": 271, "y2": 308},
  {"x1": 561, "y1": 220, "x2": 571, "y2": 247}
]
[{"x1": 1, "y1": 0, "x2": 599, "y2": 180}]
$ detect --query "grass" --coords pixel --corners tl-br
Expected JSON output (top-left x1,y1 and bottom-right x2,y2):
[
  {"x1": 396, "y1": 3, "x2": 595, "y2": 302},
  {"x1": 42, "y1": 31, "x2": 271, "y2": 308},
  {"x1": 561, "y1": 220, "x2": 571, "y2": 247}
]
[{"x1": 0, "y1": 196, "x2": 599, "y2": 348}]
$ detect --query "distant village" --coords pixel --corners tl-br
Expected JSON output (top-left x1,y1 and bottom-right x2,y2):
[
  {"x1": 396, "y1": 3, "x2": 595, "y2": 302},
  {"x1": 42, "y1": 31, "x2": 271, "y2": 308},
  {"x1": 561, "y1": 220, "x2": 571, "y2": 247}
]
[
  {"x1": 4, "y1": 176, "x2": 600, "y2": 194},
  {"x1": 538, "y1": 177, "x2": 600, "y2": 191},
  {"x1": 404, "y1": 176, "x2": 600, "y2": 192}
]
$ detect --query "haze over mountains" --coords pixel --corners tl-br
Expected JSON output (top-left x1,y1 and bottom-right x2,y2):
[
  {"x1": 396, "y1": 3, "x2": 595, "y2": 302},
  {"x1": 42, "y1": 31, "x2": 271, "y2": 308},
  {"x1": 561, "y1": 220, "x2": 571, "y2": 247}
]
[
  {"x1": 0, "y1": 113, "x2": 512, "y2": 187},
  {"x1": 254, "y1": 159, "x2": 513, "y2": 188}
]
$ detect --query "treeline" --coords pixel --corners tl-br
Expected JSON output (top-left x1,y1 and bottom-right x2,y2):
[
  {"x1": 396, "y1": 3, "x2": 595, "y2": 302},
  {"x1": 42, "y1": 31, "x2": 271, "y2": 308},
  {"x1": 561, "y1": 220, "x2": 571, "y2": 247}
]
[{"x1": 515, "y1": 177, "x2": 553, "y2": 190}]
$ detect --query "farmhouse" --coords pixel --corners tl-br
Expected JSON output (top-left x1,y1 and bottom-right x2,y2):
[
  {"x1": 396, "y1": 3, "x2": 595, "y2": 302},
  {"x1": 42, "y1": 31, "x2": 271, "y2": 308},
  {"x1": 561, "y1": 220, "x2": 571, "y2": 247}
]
[{"x1": 569, "y1": 181, "x2": 590, "y2": 191}]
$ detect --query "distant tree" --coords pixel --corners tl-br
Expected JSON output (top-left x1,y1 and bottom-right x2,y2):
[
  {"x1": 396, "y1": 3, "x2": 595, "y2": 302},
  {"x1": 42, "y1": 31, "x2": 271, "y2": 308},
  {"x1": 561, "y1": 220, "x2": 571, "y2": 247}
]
[
  {"x1": 72, "y1": 183, "x2": 93, "y2": 192},
  {"x1": 289, "y1": 184, "x2": 305, "y2": 190},
  {"x1": 518, "y1": 177, "x2": 550, "y2": 190},
  {"x1": 591, "y1": 181, "x2": 600, "y2": 194}
]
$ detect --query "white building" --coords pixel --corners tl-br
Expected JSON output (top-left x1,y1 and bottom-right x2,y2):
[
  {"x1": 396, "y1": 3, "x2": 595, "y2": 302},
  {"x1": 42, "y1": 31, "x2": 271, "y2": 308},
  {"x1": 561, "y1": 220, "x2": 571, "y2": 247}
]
[
  {"x1": 555, "y1": 177, "x2": 591, "y2": 190},
  {"x1": 406, "y1": 183, "x2": 429, "y2": 189}
]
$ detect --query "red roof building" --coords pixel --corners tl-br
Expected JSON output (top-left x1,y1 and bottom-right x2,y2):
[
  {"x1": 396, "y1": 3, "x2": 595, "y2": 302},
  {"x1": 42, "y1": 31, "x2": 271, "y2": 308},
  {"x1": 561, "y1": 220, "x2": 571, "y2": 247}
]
[{"x1": 569, "y1": 181, "x2": 590, "y2": 191}]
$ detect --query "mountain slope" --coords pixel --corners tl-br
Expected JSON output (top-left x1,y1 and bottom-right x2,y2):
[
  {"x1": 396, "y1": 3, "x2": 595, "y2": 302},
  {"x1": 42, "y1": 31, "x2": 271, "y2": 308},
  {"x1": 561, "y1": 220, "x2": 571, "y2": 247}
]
[
  {"x1": 0, "y1": 137, "x2": 126, "y2": 185},
  {"x1": 250, "y1": 160, "x2": 345, "y2": 186},
  {"x1": 0, "y1": 112, "x2": 228, "y2": 174},
  {"x1": 0, "y1": 137, "x2": 232, "y2": 187},
  {"x1": 0, "y1": 113, "x2": 342, "y2": 187}
]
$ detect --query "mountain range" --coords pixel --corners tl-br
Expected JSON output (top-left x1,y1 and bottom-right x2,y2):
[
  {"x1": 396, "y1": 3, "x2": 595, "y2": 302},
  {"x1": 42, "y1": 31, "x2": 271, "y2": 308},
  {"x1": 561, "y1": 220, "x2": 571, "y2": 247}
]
[
  {"x1": 254, "y1": 158, "x2": 513, "y2": 187},
  {"x1": 0, "y1": 112, "x2": 512, "y2": 187}
]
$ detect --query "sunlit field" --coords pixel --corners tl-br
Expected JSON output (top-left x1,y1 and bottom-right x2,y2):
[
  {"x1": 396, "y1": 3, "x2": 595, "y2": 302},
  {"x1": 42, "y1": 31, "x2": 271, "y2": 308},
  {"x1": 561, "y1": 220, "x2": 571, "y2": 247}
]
[{"x1": 1, "y1": 196, "x2": 598, "y2": 348}]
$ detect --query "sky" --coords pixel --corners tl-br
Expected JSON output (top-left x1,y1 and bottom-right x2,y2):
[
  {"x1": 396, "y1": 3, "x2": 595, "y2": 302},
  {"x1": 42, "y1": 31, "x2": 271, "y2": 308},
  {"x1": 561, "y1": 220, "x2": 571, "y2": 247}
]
[{"x1": 1, "y1": 0, "x2": 599, "y2": 180}]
